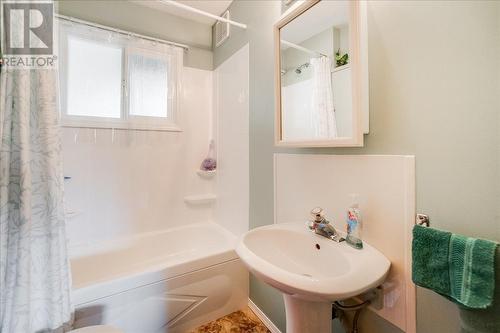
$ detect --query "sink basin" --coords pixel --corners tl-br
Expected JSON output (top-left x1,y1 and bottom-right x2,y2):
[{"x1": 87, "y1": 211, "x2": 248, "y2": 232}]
[{"x1": 236, "y1": 222, "x2": 390, "y2": 333}]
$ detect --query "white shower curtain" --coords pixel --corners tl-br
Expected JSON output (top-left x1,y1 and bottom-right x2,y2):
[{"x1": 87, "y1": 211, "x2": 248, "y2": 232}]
[
  {"x1": 310, "y1": 56, "x2": 337, "y2": 139},
  {"x1": 0, "y1": 13, "x2": 73, "y2": 333}
]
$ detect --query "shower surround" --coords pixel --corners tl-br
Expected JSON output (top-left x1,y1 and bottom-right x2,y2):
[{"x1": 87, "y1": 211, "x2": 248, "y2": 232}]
[{"x1": 61, "y1": 47, "x2": 250, "y2": 332}]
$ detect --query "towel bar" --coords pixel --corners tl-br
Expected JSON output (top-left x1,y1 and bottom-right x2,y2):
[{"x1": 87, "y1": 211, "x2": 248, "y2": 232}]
[{"x1": 416, "y1": 214, "x2": 430, "y2": 227}]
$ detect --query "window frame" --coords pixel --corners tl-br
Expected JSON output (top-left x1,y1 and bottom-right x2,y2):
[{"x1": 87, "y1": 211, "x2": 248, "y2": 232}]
[
  {"x1": 59, "y1": 22, "x2": 182, "y2": 132},
  {"x1": 125, "y1": 46, "x2": 179, "y2": 131}
]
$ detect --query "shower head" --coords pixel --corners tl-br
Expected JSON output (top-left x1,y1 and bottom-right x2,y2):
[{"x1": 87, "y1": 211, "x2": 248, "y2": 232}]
[{"x1": 295, "y1": 62, "x2": 309, "y2": 75}]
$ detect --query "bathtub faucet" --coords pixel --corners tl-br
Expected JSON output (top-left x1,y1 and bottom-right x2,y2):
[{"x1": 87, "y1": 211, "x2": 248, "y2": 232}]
[{"x1": 306, "y1": 207, "x2": 344, "y2": 242}]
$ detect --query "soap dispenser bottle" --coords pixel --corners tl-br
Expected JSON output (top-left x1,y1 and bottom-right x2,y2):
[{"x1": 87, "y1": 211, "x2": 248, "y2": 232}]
[{"x1": 346, "y1": 194, "x2": 363, "y2": 249}]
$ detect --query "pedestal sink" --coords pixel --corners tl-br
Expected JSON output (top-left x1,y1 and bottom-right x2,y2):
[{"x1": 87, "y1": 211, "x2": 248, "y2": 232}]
[{"x1": 236, "y1": 222, "x2": 390, "y2": 333}]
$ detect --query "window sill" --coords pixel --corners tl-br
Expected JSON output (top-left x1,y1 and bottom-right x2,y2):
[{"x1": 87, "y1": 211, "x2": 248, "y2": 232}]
[{"x1": 61, "y1": 119, "x2": 182, "y2": 132}]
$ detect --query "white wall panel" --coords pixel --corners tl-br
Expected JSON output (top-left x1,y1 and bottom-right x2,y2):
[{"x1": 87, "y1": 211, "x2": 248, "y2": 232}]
[
  {"x1": 214, "y1": 44, "x2": 250, "y2": 237},
  {"x1": 274, "y1": 154, "x2": 416, "y2": 332}
]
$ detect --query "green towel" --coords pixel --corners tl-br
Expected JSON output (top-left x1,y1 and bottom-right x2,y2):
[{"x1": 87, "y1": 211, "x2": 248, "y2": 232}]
[
  {"x1": 459, "y1": 247, "x2": 500, "y2": 333},
  {"x1": 412, "y1": 225, "x2": 498, "y2": 309}
]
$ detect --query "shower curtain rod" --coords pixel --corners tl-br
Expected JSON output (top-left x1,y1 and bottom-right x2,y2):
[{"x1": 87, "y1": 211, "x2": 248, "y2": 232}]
[
  {"x1": 55, "y1": 14, "x2": 190, "y2": 50},
  {"x1": 158, "y1": 0, "x2": 247, "y2": 29},
  {"x1": 281, "y1": 40, "x2": 327, "y2": 57}
]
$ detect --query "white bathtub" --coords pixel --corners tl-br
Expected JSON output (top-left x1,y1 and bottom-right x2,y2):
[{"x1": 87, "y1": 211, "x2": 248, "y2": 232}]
[{"x1": 70, "y1": 222, "x2": 248, "y2": 333}]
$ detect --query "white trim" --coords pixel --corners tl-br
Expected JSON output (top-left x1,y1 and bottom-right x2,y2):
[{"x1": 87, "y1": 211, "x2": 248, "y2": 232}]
[
  {"x1": 159, "y1": 0, "x2": 247, "y2": 29},
  {"x1": 403, "y1": 156, "x2": 417, "y2": 333},
  {"x1": 248, "y1": 299, "x2": 282, "y2": 333},
  {"x1": 273, "y1": 154, "x2": 278, "y2": 225},
  {"x1": 359, "y1": 0, "x2": 370, "y2": 134}
]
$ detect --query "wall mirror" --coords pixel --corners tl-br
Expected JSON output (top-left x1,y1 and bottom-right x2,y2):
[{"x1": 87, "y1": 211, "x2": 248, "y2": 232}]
[{"x1": 275, "y1": 0, "x2": 368, "y2": 147}]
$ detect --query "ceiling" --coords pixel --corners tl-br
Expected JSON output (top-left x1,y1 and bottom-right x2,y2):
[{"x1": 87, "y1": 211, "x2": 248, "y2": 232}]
[{"x1": 130, "y1": 0, "x2": 234, "y2": 25}]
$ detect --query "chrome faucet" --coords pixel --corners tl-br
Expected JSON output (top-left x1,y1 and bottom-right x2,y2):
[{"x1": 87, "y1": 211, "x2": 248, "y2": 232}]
[{"x1": 306, "y1": 207, "x2": 344, "y2": 242}]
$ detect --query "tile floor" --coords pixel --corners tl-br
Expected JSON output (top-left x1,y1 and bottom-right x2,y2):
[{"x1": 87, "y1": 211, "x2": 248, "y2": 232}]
[{"x1": 189, "y1": 307, "x2": 270, "y2": 333}]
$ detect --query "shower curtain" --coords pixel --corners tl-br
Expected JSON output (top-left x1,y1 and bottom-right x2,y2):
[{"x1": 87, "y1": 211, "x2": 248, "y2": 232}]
[
  {"x1": 310, "y1": 56, "x2": 338, "y2": 139},
  {"x1": 0, "y1": 8, "x2": 73, "y2": 333}
]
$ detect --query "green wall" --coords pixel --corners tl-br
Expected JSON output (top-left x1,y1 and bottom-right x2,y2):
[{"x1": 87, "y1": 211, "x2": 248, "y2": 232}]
[
  {"x1": 214, "y1": 1, "x2": 500, "y2": 332},
  {"x1": 56, "y1": 0, "x2": 213, "y2": 70}
]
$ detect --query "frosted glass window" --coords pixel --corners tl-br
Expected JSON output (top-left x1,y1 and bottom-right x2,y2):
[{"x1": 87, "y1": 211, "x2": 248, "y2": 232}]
[
  {"x1": 66, "y1": 37, "x2": 122, "y2": 118},
  {"x1": 128, "y1": 54, "x2": 169, "y2": 118},
  {"x1": 60, "y1": 21, "x2": 180, "y2": 130}
]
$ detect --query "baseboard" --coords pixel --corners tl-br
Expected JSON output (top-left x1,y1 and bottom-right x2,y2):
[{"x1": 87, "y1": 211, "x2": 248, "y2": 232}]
[{"x1": 248, "y1": 299, "x2": 282, "y2": 333}]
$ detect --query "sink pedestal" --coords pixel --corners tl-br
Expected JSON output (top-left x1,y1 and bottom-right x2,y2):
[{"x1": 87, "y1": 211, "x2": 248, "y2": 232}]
[{"x1": 283, "y1": 295, "x2": 332, "y2": 333}]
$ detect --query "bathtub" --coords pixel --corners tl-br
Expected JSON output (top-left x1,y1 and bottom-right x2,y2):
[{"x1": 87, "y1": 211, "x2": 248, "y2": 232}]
[{"x1": 70, "y1": 222, "x2": 249, "y2": 333}]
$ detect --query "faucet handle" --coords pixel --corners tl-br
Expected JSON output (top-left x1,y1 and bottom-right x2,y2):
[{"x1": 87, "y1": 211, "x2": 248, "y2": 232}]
[
  {"x1": 310, "y1": 207, "x2": 325, "y2": 222},
  {"x1": 305, "y1": 220, "x2": 315, "y2": 230}
]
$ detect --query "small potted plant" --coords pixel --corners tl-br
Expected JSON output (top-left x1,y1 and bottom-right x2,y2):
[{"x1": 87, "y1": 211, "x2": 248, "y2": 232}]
[{"x1": 335, "y1": 49, "x2": 349, "y2": 67}]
